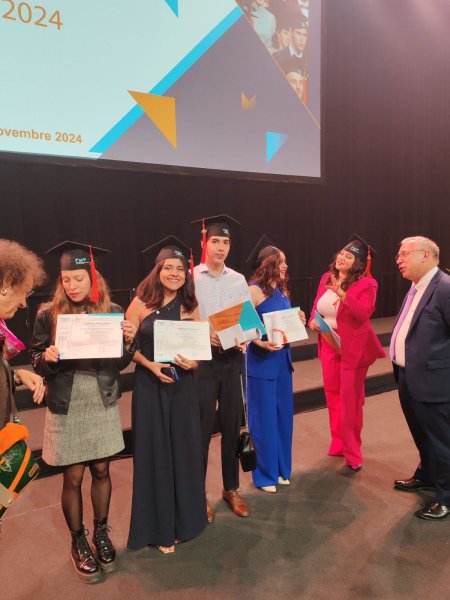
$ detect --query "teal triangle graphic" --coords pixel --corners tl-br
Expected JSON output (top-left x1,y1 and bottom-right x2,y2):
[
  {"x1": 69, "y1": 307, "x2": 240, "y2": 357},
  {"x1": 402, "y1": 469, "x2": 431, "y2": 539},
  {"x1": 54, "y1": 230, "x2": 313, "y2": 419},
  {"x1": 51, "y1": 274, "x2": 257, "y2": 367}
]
[
  {"x1": 266, "y1": 131, "x2": 287, "y2": 162},
  {"x1": 165, "y1": 0, "x2": 178, "y2": 17}
]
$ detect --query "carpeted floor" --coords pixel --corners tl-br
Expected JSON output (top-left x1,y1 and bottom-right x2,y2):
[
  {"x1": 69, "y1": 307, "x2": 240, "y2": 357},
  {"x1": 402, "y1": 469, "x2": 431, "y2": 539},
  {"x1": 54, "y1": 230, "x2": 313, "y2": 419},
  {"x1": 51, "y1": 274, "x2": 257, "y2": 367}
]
[{"x1": 1, "y1": 390, "x2": 449, "y2": 600}]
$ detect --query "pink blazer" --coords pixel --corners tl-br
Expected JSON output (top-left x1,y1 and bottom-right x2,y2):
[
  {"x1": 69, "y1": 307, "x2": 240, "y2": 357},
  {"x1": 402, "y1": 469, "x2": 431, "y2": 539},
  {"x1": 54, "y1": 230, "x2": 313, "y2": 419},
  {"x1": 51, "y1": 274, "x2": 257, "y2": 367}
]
[{"x1": 310, "y1": 273, "x2": 386, "y2": 369}]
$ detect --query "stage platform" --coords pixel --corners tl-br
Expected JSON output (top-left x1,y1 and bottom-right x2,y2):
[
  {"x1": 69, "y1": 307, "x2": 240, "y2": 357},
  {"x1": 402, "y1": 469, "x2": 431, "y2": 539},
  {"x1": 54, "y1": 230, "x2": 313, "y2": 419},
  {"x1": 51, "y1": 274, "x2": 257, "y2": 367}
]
[
  {"x1": 14, "y1": 317, "x2": 397, "y2": 467},
  {"x1": 1, "y1": 388, "x2": 448, "y2": 600}
]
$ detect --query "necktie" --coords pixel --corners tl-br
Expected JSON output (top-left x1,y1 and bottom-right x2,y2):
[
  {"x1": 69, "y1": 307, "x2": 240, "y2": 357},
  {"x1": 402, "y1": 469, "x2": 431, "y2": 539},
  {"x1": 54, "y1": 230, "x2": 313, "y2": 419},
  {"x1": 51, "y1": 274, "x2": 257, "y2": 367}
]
[{"x1": 389, "y1": 286, "x2": 417, "y2": 361}]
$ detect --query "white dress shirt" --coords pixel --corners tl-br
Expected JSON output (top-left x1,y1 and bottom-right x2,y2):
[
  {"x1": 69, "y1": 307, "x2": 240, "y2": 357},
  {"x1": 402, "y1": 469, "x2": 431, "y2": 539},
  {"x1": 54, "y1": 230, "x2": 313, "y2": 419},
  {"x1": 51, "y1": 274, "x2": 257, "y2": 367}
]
[
  {"x1": 194, "y1": 263, "x2": 250, "y2": 322},
  {"x1": 394, "y1": 266, "x2": 439, "y2": 367},
  {"x1": 316, "y1": 289, "x2": 339, "y2": 330}
]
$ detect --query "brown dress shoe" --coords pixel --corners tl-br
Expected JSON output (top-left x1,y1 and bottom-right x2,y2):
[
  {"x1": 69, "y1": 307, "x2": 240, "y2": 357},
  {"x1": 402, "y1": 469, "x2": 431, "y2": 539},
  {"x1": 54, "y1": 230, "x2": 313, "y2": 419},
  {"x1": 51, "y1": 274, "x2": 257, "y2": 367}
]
[
  {"x1": 206, "y1": 499, "x2": 215, "y2": 523},
  {"x1": 222, "y1": 490, "x2": 250, "y2": 518}
]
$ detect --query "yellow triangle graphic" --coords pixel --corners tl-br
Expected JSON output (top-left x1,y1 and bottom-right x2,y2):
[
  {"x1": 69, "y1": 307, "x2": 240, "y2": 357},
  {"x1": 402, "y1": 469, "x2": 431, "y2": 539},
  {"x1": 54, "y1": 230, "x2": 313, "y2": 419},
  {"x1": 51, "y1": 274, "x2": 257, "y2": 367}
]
[
  {"x1": 241, "y1": 92, "x2": 256, "y2": 110},
  {"x1": 129, "y1": 91, "x2": 177, "y2": 148}
]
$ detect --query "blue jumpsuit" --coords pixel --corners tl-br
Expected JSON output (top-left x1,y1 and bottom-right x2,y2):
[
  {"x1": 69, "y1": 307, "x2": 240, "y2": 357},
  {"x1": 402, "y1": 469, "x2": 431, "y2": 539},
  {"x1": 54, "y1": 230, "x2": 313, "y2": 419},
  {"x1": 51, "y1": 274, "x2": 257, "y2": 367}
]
[{"x1": 247, "y1": 286, "x2": 294, "y2": 487}]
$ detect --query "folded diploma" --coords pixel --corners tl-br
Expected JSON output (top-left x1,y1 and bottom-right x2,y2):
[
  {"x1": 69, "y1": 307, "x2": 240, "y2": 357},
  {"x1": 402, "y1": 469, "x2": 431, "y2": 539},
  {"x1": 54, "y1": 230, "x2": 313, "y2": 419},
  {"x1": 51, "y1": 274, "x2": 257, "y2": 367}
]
[
  {"x1": 208, "y1": 300, "x2": 266, "y2": 350},
  {"x1": 262, "y1": 307, "x2": 309, "y2": 346},
  {"x1": 314, "y1": 310, "x2": 341, "y2": 353}
]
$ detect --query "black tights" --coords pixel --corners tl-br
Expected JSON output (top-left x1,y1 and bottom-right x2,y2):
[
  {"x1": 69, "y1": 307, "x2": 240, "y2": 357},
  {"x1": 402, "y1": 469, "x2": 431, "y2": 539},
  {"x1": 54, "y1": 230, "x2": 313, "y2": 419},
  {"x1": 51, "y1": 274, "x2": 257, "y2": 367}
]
[{"x1": 62, "y1": 459, "x2": 112, "y2": 533}]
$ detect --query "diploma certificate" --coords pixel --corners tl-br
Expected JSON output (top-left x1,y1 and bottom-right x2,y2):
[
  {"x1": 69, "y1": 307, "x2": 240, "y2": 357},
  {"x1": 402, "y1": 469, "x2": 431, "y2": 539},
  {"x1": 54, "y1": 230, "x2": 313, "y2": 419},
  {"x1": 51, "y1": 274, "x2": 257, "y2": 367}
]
[
  {"x1": 314, "y1": 310, "x2": 341, "y2": 353},
  {"x1": 55, "y1": 313, "x2": 124, "y2": 359},
  {"x1": 208, "y1": 300, "x2": 266, "y2": 350},
  {"x1": 154, "y1": 320, "x2": 212, "y2": 362},
  {"x1": 263, "y1": 307, "x2": 309, "y2": 345}
]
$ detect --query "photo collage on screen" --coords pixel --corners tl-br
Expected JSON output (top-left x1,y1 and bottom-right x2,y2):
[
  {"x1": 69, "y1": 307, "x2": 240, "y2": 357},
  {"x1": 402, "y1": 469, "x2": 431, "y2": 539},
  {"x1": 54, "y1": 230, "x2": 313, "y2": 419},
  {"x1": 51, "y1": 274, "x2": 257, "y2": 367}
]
[{"x1": 236, "y1": 0, "x2": 310, "y2": 104}]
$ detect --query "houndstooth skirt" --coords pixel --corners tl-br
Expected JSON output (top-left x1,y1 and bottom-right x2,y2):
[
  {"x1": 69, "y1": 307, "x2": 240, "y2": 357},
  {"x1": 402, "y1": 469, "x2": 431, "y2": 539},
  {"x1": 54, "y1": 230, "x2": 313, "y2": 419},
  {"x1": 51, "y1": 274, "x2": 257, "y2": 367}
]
[{"x1": 42, "y1": 371, "x2": 124, "y2": 466}]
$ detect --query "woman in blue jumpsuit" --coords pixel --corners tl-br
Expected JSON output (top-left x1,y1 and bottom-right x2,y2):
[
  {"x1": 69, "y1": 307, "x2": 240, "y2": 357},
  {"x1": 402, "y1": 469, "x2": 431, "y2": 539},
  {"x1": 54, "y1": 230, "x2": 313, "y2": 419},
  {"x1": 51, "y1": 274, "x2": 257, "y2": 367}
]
[{"x1": 246, "y1": 236, "x2": 306, "y2": 493}]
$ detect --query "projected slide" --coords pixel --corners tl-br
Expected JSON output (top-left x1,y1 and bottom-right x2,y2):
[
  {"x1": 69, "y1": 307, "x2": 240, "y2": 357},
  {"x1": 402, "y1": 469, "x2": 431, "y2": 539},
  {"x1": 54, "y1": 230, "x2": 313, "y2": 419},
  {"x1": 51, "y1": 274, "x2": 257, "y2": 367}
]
[{"x1": 0, "y1": 0, "x2": 321, "y2": 178}]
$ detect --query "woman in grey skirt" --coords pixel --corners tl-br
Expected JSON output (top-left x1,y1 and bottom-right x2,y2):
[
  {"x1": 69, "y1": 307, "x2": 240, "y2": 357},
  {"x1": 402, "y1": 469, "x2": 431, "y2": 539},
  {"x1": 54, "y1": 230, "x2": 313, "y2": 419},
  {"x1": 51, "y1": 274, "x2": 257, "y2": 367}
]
[{"x1": 31, "y1": 242, "x2": 137, "y2": 584}]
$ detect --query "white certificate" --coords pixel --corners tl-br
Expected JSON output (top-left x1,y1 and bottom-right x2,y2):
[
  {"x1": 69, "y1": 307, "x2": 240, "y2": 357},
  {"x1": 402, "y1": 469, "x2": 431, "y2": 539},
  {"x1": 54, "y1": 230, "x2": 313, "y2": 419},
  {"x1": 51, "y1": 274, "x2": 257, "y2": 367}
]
[
  {"x1": 262, "y1": 307, "x2": 309, "y2": 345},
  {"x1": 154, "y1": 320, "x2": 212, "y2": 362},
  {"x1": 55, "y1": 313, "x2": 124, "y2": 359}
]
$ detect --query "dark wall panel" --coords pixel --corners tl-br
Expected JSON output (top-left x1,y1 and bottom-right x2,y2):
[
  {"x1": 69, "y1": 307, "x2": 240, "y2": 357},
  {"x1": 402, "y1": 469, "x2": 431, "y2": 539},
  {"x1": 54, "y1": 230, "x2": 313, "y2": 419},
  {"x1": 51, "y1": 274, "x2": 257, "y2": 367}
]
[{"x1": 1, "y1": 0, "x2": 450, "y2": 326}]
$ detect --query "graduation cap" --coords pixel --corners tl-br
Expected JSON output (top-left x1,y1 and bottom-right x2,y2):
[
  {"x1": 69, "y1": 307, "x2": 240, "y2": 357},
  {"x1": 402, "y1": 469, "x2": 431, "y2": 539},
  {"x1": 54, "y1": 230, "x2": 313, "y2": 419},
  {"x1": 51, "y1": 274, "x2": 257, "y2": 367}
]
[
  {"x1": 190, "y1": 214, "x2": 241, "y2": 264},
  {"x1": 141, "y1": 235, "x2": 194, "y2": 277},
  {"x1": 246, "y1": 234, "x2": 281, "y2": 271},
  {"x1": 141, "y1": 235, "x2": 191, "y2": 263},
  {"x1": 343, "y1": 234, "x2": 377, "y2": 278},
  {"x1": 291, "y1": 14, "x2": 308, "y2": 30},
  {"x1": 45, "y1": 241, "x2": 110, "y2": 302}
]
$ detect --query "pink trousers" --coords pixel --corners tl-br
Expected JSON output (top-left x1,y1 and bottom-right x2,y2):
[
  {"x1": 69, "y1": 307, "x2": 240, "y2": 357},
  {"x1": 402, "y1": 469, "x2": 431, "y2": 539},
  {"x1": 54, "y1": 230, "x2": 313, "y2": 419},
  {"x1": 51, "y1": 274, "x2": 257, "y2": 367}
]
[{"x1": 320, "y1": 340, "x2": 369, "y2": 468}]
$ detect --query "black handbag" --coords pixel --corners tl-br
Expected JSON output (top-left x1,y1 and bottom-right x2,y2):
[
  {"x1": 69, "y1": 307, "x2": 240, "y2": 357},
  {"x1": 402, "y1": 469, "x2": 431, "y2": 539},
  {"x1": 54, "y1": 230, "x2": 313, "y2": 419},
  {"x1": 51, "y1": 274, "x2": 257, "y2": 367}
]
[
  {"x1": 236, "y1": 356, "x2": 257, "y2": 472},
  {"x1": 236, "y1": 430, "x2": 257, "y2": 472}
]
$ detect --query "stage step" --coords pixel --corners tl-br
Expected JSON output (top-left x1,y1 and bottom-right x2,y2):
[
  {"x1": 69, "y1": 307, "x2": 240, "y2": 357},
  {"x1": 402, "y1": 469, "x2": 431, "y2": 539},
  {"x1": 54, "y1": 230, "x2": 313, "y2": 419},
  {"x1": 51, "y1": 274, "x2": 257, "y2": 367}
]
[
  {"x1": 17, "y1": 347, "x2": 395, "y2": 479},
  {"x1": 14, "y1": 317, "x2": 395, "y2": 411}
]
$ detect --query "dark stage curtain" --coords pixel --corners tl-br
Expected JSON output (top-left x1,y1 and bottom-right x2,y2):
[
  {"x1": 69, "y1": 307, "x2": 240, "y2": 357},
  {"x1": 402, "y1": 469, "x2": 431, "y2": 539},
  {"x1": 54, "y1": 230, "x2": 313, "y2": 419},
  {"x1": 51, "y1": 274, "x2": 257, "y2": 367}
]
[{"x1": 1, "y1": 0, "x2": 450, "y2": 345}]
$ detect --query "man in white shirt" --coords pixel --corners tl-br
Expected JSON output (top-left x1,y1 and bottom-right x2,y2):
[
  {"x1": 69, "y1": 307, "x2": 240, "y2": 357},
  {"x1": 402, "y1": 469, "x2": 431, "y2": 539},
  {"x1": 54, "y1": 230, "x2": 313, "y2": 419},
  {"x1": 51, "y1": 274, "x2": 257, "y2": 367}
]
[
  {"x1": 192, "y1": 215, "x2": 251, "y2": 521},
  {"x1": 391, "y1": 236, "x2": 450, "y2": 520}
]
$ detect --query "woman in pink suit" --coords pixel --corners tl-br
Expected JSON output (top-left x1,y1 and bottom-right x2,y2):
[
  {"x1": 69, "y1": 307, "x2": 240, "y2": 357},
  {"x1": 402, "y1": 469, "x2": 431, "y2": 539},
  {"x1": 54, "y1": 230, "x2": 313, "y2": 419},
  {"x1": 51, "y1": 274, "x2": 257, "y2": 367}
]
[{"x1": 309, "y1": 235, "x2": 385, "y2": 471}]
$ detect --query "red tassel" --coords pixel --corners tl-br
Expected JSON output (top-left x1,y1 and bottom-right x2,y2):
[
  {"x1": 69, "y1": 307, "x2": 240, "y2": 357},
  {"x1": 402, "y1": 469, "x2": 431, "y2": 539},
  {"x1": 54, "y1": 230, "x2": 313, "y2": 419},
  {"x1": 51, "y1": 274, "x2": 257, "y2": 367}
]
[
  {"x1": 364, "y1": 246, "x2": 373, "y2": 279},
  {"x1": 200, "y1": 218, "x2": 207, "y2": 264},
  {"x1": 89, "y1": 245, "x2": 99, "y2": 303},
  {"x1": 189, "y1": 248, "x2": 195, "y2": 280}
]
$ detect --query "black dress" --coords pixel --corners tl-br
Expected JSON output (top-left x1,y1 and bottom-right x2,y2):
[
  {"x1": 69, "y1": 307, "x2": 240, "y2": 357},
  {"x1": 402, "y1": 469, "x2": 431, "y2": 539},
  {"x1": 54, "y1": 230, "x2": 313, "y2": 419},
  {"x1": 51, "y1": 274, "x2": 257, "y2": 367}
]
[{"x1": 128, "y1": 297, "x2": 207, "y2": 549}]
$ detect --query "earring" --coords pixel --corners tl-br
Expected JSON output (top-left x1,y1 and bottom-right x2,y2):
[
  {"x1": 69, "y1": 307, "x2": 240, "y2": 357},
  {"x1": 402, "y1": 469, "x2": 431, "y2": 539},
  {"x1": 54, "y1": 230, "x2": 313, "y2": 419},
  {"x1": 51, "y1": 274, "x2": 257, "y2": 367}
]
[{"x1": 0, "y1": 289, "x2": 7, "y2": 296}]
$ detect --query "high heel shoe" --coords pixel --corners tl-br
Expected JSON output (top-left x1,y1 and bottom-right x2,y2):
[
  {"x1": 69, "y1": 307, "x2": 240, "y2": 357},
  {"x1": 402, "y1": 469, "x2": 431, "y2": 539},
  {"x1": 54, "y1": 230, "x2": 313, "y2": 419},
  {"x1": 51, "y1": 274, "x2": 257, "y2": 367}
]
[
  {"x1": 278, "y1": 477, "x2": 290, "y2": 486},
  {"x1": 157, "y1": 545, "x2": 175, "y2": 554}
]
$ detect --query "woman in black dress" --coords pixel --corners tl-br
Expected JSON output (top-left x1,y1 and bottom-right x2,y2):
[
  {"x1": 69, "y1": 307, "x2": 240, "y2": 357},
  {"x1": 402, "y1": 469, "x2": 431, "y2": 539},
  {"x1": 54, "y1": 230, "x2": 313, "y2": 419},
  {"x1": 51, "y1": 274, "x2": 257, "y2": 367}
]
[{"x1": 127, "y1": 237, "x2": 207, "y2": 554}]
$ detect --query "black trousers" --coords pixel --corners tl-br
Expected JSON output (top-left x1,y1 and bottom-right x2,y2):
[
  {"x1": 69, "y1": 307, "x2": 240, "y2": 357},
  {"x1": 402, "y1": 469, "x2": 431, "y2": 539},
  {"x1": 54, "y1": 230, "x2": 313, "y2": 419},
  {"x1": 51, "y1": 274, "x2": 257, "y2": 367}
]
[
  {"x1": 195, "y1": 349, "x2": 244, "y2": 491},
  {"x1": 398, "y1": 369, "x2": 450, "y2": 504}
]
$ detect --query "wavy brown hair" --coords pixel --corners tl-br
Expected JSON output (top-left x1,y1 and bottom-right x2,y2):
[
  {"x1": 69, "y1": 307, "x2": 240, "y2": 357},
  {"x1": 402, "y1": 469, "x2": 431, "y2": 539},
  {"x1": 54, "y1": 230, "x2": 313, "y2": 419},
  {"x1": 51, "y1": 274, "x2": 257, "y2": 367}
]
[
  {"x1": 250, "y1": 251, "x2": 290, "y2": 299},
  {"x1": 42, "y1": 270, "x2": 113, "y2": 340},
  {"x1": 327, "y1": 253, "x2": 366, "y2": 291},
  {"x1": 136, "y1": 259, "x2": 198, "y2": 314},
  {"x1": 0, "y1": 239, "x2": 46, "y2": 289}
]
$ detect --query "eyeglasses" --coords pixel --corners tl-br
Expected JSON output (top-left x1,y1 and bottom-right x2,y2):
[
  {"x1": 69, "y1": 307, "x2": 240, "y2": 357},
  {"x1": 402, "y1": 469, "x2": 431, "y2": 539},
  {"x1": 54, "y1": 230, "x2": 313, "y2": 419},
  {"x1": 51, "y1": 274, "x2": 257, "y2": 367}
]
[
  {"x1": 25, "y1": 289, "x2": 35, "y2": 298},
  {"x1": 394, "y1": 249, "x2": 426, "y2": 261}
]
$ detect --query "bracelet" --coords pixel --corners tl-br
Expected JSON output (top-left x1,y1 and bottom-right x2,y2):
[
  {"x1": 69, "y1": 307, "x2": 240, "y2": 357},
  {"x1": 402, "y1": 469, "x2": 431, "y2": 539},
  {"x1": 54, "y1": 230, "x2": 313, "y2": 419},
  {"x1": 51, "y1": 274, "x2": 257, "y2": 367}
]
[{"x1": 13, "y1": 370, "x2": 22, "y2": 385}]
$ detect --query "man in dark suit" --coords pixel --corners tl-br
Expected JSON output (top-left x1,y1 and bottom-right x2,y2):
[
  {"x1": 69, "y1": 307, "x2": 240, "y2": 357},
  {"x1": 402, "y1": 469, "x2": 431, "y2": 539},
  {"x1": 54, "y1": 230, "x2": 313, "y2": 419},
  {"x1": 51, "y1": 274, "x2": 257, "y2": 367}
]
[{"x1": 390, "y1": 236, "x2": 450, "y2": 520}]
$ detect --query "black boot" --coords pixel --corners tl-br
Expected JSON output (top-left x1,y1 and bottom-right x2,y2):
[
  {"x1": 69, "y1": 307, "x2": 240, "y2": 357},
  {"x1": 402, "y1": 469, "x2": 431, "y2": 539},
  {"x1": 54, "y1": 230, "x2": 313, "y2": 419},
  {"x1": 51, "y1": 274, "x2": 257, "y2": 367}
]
[
  {"x1": 71, "y1": 527, "x2": 103, "y2": 583},
  {"x1": 93, "y1": 517, "x2": 117, "y2": 572}
]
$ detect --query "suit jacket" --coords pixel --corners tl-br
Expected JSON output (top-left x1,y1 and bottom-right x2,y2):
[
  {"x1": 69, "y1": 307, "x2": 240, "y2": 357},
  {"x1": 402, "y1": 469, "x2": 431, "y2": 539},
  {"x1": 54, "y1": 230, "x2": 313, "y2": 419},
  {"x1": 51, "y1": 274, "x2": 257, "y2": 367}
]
[
  {"x1": 273, "y1": 46, "x2": 307, "y2": 75},
  {"x1": 393, "y1": 269, "x2": 450, "y2": 403},
  {"x1": 311, "y1": 273, "x2": 385, "y2": 369}
]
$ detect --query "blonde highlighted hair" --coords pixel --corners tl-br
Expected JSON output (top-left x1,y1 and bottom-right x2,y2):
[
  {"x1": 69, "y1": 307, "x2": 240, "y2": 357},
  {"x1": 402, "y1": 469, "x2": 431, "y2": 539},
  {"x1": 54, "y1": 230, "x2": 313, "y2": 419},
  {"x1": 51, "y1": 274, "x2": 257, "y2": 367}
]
[{"x1": 43, "y1": 270, "x2": 112, "y2": 341}]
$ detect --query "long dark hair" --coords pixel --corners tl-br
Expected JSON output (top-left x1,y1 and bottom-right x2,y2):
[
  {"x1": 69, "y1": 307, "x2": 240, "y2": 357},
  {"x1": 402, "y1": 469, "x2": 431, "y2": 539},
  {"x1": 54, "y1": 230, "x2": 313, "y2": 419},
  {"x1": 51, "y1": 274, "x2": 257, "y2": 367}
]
[
  {"x1": 136, "y1": 258, "x2": 198, "y2": 313},
  {"x1": 250, "y1": 251, "x2": 290, "y2": 299},
  {"x1": 327, "y1": 253, "x2": 366, "y2": 291}
]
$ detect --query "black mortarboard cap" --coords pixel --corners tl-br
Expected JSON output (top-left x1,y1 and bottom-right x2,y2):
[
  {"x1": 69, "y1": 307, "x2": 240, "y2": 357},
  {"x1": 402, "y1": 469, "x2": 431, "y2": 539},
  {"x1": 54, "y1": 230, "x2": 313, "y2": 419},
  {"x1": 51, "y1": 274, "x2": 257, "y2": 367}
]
[
  {"x1": 141, "y1": 235, "x2": 191, "y2": 265},
  {"x1": 291, "y1": 13, "x2": 308, "y2": 30},
  {"x1": 343, "y1": 234, "x2": 378, "y2": 263},
  {"x1": 246, "y1": 234, "x2": 281, "y2": 271},
  {"x1": 45, "y1": 241, "x2": 110, "y2": 271},
  {"x1": 190, "y1": 214, "x2": 241, "y2": 239}
]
